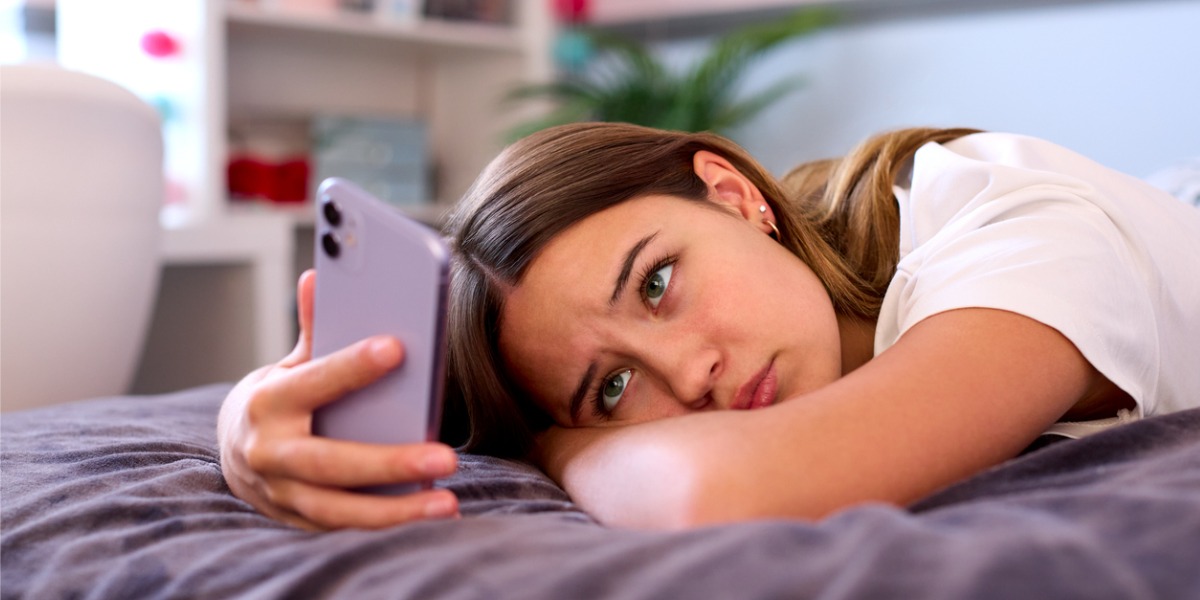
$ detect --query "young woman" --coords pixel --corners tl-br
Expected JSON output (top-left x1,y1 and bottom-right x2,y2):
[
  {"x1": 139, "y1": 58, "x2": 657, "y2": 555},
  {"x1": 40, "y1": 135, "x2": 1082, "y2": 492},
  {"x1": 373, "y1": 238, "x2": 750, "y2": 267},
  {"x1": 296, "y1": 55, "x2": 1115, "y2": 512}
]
[{"x1": 218, "y1": 123, "x2": 1200, "y2": 531}]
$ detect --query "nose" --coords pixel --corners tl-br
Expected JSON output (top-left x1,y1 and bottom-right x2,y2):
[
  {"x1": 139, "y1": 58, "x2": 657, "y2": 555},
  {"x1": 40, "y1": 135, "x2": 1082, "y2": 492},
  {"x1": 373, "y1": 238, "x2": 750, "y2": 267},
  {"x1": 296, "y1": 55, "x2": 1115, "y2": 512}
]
[{"x1": 645, "y1": 336, "x2": 721, "y2": 411}]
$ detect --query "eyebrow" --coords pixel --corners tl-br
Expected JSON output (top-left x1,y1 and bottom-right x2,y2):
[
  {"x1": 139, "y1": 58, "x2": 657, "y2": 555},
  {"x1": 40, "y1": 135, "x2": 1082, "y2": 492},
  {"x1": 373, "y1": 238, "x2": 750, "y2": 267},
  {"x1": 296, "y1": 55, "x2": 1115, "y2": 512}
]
[
  {"x1": 609, "y1": 232, "x2": 658, "y2": 307},
  {"x1": 569, "y1": 363, "x2": 596, "y2": 425},
  {"x1": 570, "y1": 231, "x2": 658, "y2": 424}
]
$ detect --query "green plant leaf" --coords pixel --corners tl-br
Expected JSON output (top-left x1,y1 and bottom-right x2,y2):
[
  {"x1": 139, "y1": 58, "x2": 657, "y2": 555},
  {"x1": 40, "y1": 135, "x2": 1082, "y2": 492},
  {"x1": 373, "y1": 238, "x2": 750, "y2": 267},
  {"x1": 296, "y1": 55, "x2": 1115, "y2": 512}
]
[
  {"x1": 503, "y1": 100, "x2": 596, "y2": 142},
  {"x1": 684, "y1": 9, "x2": 836, "y2": 121},
  {"x1": 503, "y1": 79, "x2": 599, "y2": 106},
  {"x1": 586, "y1": 30, "x2": 667, "y2": 84},
  {"x1": 712, "y1": 75, "x2": 807, "y2": 132},
  {"x1": 503, "y1": 7, "x2": 836, "y2": 138}
]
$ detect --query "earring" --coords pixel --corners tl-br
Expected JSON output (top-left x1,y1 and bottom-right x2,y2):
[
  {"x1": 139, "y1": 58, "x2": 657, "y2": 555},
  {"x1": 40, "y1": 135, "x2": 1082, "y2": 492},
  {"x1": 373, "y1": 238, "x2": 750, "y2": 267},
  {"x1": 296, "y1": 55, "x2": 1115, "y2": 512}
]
[
  {"x1": 759, "y1": 204, "x2": 779, "y2": 239},
  {"x1": 764, "y1": 219, "x2": 780, "y2": 240}
]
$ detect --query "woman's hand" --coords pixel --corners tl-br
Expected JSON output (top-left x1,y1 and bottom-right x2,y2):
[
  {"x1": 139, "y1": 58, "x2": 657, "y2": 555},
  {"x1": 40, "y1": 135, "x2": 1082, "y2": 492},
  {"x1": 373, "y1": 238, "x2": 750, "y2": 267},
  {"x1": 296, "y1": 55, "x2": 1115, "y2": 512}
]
[{"x1": 217, "y1": 270, "x2": 460, "y2": 530}]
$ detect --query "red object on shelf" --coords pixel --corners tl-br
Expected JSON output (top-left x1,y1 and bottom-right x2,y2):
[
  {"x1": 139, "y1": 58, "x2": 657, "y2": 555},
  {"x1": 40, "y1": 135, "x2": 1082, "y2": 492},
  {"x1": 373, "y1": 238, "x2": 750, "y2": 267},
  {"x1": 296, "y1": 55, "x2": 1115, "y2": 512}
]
[
  {"x1": 140, "y1": 30, "x2": 180, "y2": 58},
  {"x1": 228, "y1": 156, "x2": 273, "y2": 200},
  {"x1": 274, "y1": 159, "x2": 310, "y2": 203},
  {"x1": 227, "y1": 155, "x2": 311, "y2": 203}
]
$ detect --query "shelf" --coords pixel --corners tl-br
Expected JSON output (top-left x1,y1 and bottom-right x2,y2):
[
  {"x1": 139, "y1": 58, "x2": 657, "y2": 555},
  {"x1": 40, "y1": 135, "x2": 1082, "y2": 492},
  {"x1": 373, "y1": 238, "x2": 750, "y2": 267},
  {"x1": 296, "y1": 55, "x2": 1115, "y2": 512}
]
[
  {"x1": 225, "y1": 3, "x2": 523, "y2": 53},
  {"x1": 226, "y1": 199, "x2": 453, "y2": 229},
  {"x1": 588, "y1": 0, "x2": 1137, "y2": 38},
  {"x1": 589, "y1": 0, "x2": 828, "y2": 25}
]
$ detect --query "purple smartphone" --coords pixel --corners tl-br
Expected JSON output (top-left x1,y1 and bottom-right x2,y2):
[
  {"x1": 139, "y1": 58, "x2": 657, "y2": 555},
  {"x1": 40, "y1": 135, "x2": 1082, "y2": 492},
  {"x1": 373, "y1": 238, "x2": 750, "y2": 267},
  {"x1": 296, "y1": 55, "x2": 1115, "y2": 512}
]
[{"x1": 311, "y1": 178, "x2": 450, "y2": 495}]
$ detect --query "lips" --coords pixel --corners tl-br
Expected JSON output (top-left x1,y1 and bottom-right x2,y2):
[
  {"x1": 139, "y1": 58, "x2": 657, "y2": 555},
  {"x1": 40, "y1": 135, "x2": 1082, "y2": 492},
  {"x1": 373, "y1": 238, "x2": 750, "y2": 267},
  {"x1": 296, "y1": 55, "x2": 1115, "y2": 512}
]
[{"x1": 734, "y1": 360, "x2": 778, "y2": 410}]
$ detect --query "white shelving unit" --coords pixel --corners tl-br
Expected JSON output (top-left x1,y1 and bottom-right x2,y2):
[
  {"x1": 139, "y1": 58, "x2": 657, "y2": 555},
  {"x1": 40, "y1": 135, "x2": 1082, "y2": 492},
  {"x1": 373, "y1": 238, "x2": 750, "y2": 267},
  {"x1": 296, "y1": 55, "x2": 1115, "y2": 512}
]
[
  {"x1": 225, "y1": 3, "x2": 525, "y2": 50},
  {"x1": 56, "y1": 0, "x2": 552, "y2": 392}
]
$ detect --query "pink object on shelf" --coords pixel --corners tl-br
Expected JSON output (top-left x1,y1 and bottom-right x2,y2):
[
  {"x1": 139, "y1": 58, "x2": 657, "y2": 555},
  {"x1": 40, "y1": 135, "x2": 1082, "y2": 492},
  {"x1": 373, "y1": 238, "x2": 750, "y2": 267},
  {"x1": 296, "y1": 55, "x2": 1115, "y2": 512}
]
[
  {"x1": 554, "y1": 0, "x2": 590, "y2": 23},
  {"x1": 140, "y1": 30, "x2": 180, "y2": 58}
]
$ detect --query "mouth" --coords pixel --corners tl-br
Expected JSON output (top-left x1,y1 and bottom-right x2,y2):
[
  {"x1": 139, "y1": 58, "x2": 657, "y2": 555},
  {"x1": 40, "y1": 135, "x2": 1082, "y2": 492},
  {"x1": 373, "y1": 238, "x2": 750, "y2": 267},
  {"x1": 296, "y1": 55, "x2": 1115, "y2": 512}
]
[{"x1": 734, "y1": 360, "x2": 778, "y2": 410}]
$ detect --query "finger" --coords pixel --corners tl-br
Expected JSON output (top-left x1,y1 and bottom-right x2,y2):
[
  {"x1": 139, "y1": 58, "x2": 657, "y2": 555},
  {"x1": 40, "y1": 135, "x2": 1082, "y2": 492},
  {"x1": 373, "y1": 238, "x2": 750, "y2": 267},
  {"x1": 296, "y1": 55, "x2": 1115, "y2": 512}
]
[
  {"x1": 273, "y1": 482, "x2": 460, "y2": 530},
  {"x1": 280, "y1": 270, "x2": 317, "y2": 367},
  {"x1": 249, "y1": 437, "x2": 458, "y2": 488},
  {"x1": 296, "y1": 269, "x2": 315, "y2": 356},
  {"x1": 263, "y1": 335, "x2": 405, "y2": 415}
]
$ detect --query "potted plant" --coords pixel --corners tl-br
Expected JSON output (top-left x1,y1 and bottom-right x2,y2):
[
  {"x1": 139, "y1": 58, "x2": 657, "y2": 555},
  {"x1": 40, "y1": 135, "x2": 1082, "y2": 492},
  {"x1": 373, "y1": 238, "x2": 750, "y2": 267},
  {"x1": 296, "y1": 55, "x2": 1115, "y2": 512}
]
[{"x1": 506, "y1": 8, "x2": 835, "y2": 139}]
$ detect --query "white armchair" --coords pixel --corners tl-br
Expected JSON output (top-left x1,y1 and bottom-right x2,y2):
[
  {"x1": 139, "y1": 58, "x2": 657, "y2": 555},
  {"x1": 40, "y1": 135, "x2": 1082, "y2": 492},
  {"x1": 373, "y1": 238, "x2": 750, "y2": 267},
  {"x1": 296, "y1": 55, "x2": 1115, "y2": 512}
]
[{"x1": 1, "y1": 64, "x2": 163, "y2": 411}]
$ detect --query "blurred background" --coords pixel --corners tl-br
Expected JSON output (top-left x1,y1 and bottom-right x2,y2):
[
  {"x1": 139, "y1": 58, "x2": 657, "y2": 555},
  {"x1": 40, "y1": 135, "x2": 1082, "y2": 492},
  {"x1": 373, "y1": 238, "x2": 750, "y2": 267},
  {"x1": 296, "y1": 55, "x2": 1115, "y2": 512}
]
[{"x1": 1, "y1": 0, "x2": 1197, "y2": 406}]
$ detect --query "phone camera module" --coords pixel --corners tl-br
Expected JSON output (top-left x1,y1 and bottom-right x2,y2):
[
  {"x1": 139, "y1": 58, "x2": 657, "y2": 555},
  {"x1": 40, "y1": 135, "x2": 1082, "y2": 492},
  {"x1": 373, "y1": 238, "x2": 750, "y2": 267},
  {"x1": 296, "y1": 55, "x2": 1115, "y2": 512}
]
[
  {"x1": 322, "y1": 200, "x2": 343, "y2": 227},
  {"x1": 321, "y1": 232, "x2": 341, "y2": 259}
]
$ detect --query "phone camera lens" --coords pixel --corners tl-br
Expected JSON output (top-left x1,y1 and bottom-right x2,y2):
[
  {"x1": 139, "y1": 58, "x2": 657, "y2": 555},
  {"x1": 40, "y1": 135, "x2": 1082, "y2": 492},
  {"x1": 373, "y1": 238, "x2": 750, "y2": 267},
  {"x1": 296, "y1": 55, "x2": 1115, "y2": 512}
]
[
  {"x1": 321, "y1": 232, "x2": 341, "y2": 258},
  {"x1": 322, "y1": 200, "x2": 343, "y2": 227}
]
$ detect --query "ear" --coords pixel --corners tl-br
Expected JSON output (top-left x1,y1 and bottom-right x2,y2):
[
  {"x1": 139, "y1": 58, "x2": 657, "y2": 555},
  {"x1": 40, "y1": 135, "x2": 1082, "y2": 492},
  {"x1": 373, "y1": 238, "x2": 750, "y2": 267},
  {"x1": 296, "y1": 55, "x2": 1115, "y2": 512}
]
[{"x1": 692, "y1": 150, "x2": 775, "y2": 226}]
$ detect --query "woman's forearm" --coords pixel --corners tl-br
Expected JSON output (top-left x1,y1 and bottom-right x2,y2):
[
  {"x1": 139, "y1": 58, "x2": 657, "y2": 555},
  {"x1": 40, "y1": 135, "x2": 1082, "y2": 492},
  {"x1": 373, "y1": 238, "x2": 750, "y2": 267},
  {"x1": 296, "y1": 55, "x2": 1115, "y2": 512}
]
[
  {"x1": 542, "y1": 403, "x2": 892, "y2": 529},
  {"x1": 538, "y1": 308, "x2": 1099, "y2": 529}
]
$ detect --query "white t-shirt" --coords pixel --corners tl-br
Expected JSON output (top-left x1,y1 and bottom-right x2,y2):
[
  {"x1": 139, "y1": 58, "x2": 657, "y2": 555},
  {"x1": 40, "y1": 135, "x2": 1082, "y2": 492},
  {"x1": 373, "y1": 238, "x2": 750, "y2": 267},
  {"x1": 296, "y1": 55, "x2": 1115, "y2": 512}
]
[{"x1": 875, "y1": 132, "x2": 1200, "y2": 435}]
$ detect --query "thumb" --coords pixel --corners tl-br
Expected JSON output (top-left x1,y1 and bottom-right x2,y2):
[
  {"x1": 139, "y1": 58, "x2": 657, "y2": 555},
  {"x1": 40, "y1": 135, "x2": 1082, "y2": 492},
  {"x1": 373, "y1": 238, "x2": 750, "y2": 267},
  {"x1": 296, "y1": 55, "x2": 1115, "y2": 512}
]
[{"x1": 281, "y1": 269, "x2": 316, "y2": 366}]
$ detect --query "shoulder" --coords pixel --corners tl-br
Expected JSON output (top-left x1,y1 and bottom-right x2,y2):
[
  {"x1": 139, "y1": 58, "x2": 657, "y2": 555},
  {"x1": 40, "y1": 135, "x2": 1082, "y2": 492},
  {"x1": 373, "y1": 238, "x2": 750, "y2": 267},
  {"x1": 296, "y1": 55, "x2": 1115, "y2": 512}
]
[
  {"x1": 906, "y1": 132, "x2": 1108, "y2": 204},
  {"x1": 886, "y1": 131, "x2": 1200, "y2": 419},
  {"x1": 898, "y1": 130, "x2": 1179, "y2": 243},
  {"x1": 912, "y1": 131, "x2": 1127, "y2": 187},
  {"x1": 904, "y1": 130, "x2": 1200, "y2": 242},
  {"x1": 893, "y1": 133, "x2": 1105, "y2": 261},
  {"x1": 930, "y1": 131, "x2": 1094, "y2": 172}
]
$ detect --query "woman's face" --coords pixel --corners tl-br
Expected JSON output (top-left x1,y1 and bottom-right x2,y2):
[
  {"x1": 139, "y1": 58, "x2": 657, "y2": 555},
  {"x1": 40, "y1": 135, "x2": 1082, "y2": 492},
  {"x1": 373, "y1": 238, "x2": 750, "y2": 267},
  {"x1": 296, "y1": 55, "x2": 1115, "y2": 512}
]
[{"x1": 497, "y1": 192, "x2": 845, "y2": 428}]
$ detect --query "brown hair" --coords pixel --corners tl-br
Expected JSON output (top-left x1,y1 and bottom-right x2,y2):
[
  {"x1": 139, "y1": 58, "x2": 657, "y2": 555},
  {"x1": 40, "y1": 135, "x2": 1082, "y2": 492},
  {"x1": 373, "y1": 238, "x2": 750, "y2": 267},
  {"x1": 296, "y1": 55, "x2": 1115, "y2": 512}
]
[
  {"x1": 781, "y1": 127, "x2": 980, "y2": 297},
  {"x1": 441, "y1": 122, "x2": 978, "y2": 457}
]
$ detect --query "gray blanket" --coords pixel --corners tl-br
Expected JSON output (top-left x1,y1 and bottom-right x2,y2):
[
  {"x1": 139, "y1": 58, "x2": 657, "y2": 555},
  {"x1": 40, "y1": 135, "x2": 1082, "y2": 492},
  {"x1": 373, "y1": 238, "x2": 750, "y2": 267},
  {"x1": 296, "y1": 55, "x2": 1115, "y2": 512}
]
[{"x1": 2, "y1": 384, "x2": 1198, "y2": 599}]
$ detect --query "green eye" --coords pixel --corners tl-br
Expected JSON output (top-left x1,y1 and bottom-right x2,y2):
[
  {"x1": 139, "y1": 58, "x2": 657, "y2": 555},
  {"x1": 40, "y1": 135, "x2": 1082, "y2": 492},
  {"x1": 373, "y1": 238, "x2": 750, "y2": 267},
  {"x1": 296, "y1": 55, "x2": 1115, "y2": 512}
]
[
  {"x1": 601, "y1": 370, "x2": 632, "y2": 412},
  {"x1": 644, "y1": 264, "x2": 673, "y2": 308}
]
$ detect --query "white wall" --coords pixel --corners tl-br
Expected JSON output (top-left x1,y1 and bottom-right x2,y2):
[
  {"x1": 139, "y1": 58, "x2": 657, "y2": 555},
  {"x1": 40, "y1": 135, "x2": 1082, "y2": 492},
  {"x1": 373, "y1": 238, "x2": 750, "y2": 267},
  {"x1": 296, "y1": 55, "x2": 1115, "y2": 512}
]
[{"x1": 670, "y1": 0, "x2": 1199, "y2": 178}]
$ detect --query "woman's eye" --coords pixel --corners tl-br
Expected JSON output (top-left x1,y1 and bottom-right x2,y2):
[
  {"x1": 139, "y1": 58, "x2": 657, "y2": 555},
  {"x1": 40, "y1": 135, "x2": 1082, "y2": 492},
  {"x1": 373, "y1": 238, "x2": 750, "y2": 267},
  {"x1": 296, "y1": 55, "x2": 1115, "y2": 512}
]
[
  {"x1": 644, "y1": 264, "x2": 673, "y2": 308},
  {"x1": 601, "y1": 370, "x2": 632, "y2": 412}
]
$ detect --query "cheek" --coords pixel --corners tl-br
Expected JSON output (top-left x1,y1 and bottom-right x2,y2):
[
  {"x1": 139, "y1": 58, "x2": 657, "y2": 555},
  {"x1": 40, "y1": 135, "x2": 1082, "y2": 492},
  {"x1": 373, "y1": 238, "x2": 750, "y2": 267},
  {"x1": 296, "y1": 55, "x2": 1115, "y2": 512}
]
[
  {"x1": 732, "y1": 250, "x2": 841, "y2": 371},
  {"x1": 715, "y1": 249, "x2": 815, "y2": 323}
]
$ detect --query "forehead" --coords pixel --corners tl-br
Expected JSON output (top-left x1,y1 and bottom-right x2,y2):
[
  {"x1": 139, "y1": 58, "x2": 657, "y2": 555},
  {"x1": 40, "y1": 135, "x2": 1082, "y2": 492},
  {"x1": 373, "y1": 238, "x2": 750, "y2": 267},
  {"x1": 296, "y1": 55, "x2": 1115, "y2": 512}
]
[
  {"x1": 516, "y1": 193, "x2": 728, "y2": 276},
  {"x1": 495, "y1": 195, "x2": 685, "y2": 413},
  {"x1": 512, "y1": 194, "x2": 693, "y2": 298}
]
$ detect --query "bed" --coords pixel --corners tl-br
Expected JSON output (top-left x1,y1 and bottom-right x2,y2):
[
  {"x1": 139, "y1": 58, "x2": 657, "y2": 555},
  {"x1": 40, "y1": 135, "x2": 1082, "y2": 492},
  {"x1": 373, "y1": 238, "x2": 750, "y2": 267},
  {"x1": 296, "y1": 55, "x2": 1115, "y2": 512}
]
[{"x1": 2, "y1": 383, "x2": 1199, "y2": 599}]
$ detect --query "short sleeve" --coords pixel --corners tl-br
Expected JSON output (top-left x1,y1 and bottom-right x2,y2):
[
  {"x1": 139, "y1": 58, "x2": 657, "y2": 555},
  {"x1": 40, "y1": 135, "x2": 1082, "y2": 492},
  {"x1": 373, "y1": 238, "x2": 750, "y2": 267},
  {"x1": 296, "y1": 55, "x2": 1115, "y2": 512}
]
[{"x1": 876, "y1": 136, "x2": 1161, "y2": 415}]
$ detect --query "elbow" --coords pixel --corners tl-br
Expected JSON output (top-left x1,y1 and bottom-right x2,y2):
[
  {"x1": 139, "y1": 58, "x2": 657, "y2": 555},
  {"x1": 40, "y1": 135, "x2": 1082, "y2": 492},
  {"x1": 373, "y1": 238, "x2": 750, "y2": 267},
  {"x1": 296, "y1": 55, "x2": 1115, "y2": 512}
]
[
  {"x1": 645, "y1": 471, "x2": 774, "y2": 530},
  {"x1": 553, "y1": 422, "x2": 829, "y2": 530},
  {"x1": 668, "y1": 463, "x2": 834, "y2": 529},
  {"x1": 567, "y1": 440, "x2": 718, "y2": 531},
  {"x1": 596, "y1": 450, "x2": 778, "y2": 531},
  {"x1": 666, "y1": 469, "x2": 770, "y2": 530}
]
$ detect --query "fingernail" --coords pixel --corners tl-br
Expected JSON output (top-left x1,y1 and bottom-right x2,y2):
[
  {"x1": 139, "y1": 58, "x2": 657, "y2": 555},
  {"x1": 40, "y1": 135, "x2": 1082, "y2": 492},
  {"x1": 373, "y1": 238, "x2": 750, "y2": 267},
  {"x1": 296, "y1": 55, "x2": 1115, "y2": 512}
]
[
  {"x1": 369, "y1": 337, "x2": 400, "y2": 367},
  {"x1": 420, "y1": 450, "x2": 456, "y2": 477},
  {"x1": 424, "y1": 495, "x2": 458, "y2": 519}
]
